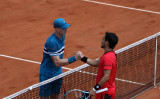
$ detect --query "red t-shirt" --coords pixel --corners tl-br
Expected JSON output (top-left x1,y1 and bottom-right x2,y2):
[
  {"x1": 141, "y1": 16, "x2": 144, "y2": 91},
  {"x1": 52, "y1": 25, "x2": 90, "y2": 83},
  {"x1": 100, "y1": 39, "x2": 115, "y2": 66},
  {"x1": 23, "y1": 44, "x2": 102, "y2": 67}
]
[{"x1": 96, "y1": 51, "x2": 117, "y2": 98}]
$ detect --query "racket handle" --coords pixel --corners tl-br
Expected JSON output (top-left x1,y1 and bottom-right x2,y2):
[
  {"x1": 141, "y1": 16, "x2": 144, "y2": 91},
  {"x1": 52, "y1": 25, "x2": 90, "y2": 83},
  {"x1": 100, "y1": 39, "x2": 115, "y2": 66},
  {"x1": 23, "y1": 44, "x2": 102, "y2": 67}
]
[{"x1": 96, "y1": 88, "x2": 108, "y2": 93}]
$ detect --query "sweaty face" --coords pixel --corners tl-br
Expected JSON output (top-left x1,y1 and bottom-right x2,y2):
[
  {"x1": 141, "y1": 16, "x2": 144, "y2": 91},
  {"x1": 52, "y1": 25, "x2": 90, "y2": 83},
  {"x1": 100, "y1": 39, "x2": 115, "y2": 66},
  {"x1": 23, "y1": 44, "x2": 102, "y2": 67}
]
[{"x1": 101, "y1": 37, "x2": 105, "y2": 49}]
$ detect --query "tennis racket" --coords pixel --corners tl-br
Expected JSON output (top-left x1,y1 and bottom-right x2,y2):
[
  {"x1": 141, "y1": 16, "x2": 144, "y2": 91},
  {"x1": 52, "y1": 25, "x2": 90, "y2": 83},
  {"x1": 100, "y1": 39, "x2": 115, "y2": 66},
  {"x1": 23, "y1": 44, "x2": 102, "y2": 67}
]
[{"x1": 63, "y1": 88, "x2": 108, "y2": 99}]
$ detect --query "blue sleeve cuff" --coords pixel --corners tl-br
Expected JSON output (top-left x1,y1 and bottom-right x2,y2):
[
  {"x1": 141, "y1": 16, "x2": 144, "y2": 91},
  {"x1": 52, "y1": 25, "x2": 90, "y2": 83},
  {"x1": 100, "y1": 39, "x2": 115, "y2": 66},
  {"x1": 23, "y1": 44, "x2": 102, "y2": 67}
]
[{"x1": 68, "y1": 56, "x2": 77, "y2": 64}]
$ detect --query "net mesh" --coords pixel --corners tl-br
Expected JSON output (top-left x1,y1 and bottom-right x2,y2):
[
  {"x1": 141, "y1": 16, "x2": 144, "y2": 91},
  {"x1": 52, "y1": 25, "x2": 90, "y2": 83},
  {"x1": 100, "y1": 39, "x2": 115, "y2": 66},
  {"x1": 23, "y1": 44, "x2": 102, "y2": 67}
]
[
  {"x1": 4, "y1": 32, "x2": 160, "y2": 99},
  {"x1": 116, "y1": 38, "x2": 155, "y2": 98}
]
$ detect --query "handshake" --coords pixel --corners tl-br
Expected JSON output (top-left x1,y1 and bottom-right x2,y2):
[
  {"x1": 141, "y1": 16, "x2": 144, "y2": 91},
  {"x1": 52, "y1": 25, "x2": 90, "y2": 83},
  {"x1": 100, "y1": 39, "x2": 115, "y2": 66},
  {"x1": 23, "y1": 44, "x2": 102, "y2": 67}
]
[{"x1": 74, "y1": 51, "x2": 85, "y2": 60}]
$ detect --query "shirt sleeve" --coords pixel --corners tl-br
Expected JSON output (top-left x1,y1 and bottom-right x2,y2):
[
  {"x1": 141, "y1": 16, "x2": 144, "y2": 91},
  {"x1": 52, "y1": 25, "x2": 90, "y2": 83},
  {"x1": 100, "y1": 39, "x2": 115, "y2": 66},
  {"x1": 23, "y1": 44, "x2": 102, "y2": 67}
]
[
  {"x1": 44, "y1": 41, "x2": 60, "y2": 57},
  {"x1": 103, "y1": 55, "x2": 113, "y2": 70}
]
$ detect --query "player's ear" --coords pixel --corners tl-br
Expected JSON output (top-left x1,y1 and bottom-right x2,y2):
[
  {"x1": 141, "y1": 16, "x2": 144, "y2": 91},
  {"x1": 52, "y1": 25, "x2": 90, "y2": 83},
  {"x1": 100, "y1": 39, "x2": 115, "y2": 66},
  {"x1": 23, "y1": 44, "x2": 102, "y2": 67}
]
[
  {"x1": 55, "y1": 28, "x2": 59, "y2": 32},
  {"x1": 105, "y1": 41, "x2": 109, "y2": 46}
]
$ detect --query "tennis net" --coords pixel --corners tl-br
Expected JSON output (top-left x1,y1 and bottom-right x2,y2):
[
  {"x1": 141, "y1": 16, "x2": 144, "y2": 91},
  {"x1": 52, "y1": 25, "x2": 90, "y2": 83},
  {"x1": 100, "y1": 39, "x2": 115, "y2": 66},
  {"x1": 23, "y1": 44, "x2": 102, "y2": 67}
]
[{"x1": 3, "y1": 32, "x2": 160, "y2": 99}]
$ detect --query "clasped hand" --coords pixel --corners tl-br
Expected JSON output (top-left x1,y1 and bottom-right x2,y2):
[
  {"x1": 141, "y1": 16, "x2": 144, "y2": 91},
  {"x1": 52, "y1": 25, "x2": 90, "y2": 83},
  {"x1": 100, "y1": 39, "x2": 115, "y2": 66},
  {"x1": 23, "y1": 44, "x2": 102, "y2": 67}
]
[{"x1": 74, "y1": 51, "x2": 84, "y2": 60}]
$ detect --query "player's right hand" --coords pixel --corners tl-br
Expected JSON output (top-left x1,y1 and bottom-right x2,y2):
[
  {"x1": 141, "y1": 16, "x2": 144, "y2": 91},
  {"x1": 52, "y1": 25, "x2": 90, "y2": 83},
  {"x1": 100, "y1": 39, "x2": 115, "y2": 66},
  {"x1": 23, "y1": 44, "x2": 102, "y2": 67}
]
[{"x1": 74, "y1": 51, "x2": 84, "y2": 60}]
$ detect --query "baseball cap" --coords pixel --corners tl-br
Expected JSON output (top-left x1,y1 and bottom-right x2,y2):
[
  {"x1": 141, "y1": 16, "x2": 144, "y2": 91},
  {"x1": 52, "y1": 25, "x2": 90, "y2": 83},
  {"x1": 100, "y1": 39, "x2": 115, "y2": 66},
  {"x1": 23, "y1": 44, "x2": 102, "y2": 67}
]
[{"x1": 54, "y1": 18, "x2": 71, "y2": 29}]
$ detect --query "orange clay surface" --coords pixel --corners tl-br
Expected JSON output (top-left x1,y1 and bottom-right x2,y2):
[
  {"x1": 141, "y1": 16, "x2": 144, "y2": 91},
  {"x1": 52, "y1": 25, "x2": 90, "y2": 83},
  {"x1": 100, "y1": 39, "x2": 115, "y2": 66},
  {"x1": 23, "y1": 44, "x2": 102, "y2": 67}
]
[{"x1": 0, "y1": 0, "x2": 160, "y2": 98}]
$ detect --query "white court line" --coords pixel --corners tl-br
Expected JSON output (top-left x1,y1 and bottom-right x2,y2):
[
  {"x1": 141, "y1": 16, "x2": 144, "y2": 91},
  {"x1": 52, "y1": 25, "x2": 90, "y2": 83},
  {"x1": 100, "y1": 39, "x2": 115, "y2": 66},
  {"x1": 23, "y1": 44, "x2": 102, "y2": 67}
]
[
  {"x1": 0, "y1": 54, "x2": 146, "y2": 85},
  {"x1": 83, "y1": 0, "x2": 160, "y2": 15},
  {"x1": 115, "y1": 78, "x2": 146, "y2": 85},
  {"x1": 79, "y1": 70, "x2": 146, "y2": 85},
  {"x1": 0, "y1": 54, "x2": 72, "y2": 71}
]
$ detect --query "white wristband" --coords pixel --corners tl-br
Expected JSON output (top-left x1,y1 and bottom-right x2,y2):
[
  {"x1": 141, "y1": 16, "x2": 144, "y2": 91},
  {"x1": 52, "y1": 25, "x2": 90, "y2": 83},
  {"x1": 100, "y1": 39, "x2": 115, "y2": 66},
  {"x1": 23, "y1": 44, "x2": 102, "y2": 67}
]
[{"x1": 92, "y1": 87, "x2": 96, "y2": 92}]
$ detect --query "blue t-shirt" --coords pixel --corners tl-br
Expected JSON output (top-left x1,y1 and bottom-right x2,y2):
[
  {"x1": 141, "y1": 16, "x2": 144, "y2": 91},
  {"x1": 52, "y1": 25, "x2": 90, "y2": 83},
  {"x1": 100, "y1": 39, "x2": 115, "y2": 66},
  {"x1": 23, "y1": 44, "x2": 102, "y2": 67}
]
[{"x1": 40, "y1": 33, "x2": 65, "y2": 80}]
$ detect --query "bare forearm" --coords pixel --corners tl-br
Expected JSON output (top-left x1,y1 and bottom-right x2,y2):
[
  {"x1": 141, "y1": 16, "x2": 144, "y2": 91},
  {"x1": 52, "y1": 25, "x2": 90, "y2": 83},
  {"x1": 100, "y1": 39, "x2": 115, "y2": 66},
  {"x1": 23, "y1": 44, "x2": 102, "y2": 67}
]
[
  {"x1": 98, "y1": 76, "x2": 109, "y2": 87},
  {"x1": 52, "y1": 55, "x2": 78, "y2": 67},
  {"x1": 86, "y1": 58, "x2": 99, "y2": 67},
  {"x1": 92, "y1": 70, "x2": 111, "y2": 93},
  {"x1": 54, "y1": 59, "x2": 70, "y2": 67}
]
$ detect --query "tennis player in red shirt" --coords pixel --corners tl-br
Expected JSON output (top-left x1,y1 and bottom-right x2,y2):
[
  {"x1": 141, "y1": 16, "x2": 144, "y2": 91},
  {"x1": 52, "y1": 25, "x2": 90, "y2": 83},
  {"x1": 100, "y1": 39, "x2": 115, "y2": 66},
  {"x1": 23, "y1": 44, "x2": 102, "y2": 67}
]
[{"x1": 79, "y1": 32, "x2": 118, "y2": 99}]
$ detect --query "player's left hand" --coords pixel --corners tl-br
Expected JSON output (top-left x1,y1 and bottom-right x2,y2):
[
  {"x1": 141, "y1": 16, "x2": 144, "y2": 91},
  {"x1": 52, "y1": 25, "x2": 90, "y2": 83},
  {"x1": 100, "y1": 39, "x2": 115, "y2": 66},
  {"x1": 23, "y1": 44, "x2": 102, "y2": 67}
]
[
  {"x1": 89, "y1": 88, "x2": 96, "y2": 97},
  {"x1": 74, "y1": 91, "x2": 82, "y2": 99}
]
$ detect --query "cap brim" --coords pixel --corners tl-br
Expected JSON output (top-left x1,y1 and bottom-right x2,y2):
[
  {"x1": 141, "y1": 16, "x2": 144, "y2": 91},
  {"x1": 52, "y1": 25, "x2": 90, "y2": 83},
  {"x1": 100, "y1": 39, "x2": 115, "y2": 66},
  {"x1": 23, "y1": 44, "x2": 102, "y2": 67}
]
[{"x1": 61, "y1": 24, "x2": 71, "y2": 29}]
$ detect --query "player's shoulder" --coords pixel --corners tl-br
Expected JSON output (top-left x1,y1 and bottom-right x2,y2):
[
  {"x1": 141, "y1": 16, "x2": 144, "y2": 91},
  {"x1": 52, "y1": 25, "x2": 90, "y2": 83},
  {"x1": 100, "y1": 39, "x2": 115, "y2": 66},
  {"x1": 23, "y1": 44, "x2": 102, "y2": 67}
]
[
  {"x1": 103, "y1": 52, "x2": 116, "y2": 61},
  {"x1": 45, "y1": 33, "x2": 57, "y2": 48},
  {"x1": 104, "y1": 51, "x2": 115, "y2": 57}
]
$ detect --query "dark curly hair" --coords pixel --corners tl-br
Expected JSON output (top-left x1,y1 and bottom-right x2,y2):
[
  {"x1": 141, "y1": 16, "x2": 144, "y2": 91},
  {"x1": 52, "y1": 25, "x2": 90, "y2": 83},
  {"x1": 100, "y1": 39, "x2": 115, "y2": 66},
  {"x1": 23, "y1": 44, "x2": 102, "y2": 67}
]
[{"x1": 105, "y1": 32, "x2": 118, "y2": 49}]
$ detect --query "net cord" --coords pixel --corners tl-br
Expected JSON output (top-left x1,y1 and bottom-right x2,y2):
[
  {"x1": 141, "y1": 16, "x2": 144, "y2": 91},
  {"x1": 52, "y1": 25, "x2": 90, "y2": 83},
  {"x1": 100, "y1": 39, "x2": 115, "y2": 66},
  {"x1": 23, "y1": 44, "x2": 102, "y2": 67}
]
[
  {"x1": 3, "y1": 32, "x2": 160, "y2": 99},
  {"x1": 3, "y1": 63, "x2": 90, "y2": 99},
  {"x1": 115, "y1": 32, "x2": 160, "y2": 54}
]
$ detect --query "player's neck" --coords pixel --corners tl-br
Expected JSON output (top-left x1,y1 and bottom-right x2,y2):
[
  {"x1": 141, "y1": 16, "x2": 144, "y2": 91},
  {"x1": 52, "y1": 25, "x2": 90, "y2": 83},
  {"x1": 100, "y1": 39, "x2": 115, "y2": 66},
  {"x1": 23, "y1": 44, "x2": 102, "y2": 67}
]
[
  {"x1": 104, "y1": 47, "x2": 113, "y2": 53},
  {"x1": 54, "y1": 32, "x2": 63, "y2": 40}
]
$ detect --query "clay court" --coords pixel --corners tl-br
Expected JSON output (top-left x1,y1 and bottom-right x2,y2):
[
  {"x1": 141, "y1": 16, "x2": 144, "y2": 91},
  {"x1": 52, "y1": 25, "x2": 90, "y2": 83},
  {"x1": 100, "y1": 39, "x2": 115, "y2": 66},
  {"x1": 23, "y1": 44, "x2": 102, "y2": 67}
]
[{"x1": 0, "y1": 0, "x2": 160, "y2": 98}]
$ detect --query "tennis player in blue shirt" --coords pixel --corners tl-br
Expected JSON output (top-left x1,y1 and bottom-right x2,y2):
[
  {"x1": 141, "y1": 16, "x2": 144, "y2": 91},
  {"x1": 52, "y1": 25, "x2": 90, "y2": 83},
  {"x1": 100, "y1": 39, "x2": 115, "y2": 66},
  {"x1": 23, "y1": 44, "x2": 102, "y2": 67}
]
[{"x1": 39, "y1": 18, "x2": 80, "y2": 99}]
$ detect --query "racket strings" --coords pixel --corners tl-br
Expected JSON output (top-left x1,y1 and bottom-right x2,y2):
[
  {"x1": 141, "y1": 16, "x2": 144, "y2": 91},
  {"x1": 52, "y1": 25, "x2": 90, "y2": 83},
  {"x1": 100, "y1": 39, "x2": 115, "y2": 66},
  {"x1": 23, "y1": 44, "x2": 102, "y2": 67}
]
[{"x1": 63, "y1": 89, "x2": 90, "y2": 99}]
